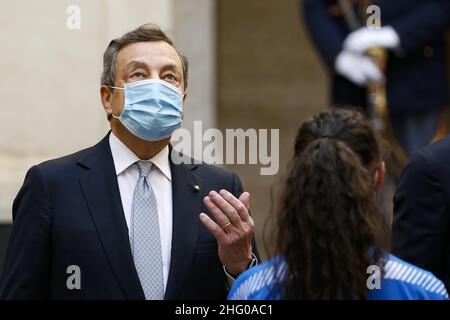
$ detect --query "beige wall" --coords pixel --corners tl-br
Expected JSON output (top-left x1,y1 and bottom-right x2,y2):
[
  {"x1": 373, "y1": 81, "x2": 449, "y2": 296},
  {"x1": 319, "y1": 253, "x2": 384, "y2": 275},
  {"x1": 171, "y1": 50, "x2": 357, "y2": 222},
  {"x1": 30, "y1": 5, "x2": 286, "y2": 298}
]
[{"x1": 0, "y1": 0, "x2": 215, "y2": 222}]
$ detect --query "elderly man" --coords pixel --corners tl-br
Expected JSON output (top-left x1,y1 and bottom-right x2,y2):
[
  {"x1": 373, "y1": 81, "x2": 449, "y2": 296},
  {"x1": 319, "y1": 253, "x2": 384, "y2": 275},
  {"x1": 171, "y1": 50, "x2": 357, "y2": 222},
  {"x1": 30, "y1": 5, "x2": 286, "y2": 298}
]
[{"x1": 0, "y1": 24, "x2": 257, "y2": 300}]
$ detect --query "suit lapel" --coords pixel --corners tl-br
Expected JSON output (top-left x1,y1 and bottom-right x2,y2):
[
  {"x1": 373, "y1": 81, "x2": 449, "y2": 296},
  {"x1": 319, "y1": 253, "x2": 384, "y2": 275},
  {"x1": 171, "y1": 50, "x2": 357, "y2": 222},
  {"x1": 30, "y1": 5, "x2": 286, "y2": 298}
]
[
  {"x1": 164, "y1": 151, "x2": 202, "y2": 299},
  {"x1": 78, "y1": 134, "x2": 145, "y2": 300}
]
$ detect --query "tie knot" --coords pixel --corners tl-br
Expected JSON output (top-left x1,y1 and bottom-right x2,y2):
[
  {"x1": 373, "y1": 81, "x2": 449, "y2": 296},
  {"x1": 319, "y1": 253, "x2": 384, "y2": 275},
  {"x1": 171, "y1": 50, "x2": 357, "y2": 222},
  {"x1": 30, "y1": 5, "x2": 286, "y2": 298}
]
[{"x1": 136, "y1": 160, "x2": 153, "y2": 178}]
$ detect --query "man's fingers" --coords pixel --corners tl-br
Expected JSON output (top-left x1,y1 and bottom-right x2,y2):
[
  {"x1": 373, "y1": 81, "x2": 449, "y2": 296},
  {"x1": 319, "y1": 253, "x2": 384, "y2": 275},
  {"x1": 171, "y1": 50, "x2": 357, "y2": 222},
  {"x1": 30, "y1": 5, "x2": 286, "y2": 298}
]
[
  {"x1": 199, "y1": 213, "x2": 224, "y2": 240},
  {"x1": 208, "y1": 191, "x2": 243, "y2": 226},
  {"x1": 219, "y1": 189, "x2": 250, "y2": 221},
  {"x1": 204, "y1": 195, "x2": 237, "y2": 228}
]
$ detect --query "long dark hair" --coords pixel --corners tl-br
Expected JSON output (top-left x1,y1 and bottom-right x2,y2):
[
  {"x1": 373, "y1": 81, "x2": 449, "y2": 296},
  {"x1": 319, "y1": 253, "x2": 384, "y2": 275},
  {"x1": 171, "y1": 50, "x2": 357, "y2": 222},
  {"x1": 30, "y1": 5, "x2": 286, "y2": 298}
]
[{"x1": 275, "y1": 109, "x2": 390, "y2": 299}]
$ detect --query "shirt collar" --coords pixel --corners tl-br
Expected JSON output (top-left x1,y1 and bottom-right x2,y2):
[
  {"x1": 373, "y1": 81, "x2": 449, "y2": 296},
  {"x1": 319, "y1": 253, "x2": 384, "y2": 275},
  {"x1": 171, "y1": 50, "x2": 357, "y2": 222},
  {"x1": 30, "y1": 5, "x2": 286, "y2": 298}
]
[{"x1": 109, "y1": 131, "x2": 172, "y2": 181}]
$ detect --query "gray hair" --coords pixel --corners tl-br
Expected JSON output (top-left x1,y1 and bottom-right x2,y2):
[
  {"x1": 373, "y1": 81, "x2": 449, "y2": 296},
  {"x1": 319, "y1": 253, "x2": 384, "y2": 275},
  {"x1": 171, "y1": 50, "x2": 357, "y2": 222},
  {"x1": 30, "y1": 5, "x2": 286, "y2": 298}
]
[{"x1": 101, "y1": 23, "x2": 188, "y2": 90}]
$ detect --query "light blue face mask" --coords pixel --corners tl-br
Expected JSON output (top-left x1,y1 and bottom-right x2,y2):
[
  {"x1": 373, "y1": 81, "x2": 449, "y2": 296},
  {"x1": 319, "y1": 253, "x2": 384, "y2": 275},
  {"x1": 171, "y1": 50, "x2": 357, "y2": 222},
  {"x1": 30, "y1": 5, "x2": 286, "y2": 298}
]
[{"x1": 110, "y1": 79, "x2": 183, "y2": 141}]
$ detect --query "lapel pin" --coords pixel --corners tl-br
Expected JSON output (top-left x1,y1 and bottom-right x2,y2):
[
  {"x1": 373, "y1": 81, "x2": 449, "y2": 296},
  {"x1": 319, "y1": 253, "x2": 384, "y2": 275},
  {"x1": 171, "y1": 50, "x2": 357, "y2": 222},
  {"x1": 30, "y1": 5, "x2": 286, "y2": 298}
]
[{"x1": 193, "y1": 185, "x2": 200, "y2": 192}]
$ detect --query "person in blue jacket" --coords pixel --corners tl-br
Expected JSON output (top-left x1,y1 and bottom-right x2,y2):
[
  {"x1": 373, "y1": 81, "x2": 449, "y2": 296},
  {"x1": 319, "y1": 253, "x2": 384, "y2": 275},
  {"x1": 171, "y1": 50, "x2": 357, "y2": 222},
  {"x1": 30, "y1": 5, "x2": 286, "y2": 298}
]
[
  {"x1": 228, "y1": 109, "x2": 448, "y2": 300},
  {"x1": 301, "y1": 0, "x2": 450, "y2": 155}
]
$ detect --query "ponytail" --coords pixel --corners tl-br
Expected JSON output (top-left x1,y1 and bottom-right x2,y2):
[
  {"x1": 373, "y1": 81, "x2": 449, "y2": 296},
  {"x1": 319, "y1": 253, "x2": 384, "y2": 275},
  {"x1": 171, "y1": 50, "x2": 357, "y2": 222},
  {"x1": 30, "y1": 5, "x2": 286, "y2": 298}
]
[{"x1": 275, "y1": 110, "x2": 389, "y2": 300}]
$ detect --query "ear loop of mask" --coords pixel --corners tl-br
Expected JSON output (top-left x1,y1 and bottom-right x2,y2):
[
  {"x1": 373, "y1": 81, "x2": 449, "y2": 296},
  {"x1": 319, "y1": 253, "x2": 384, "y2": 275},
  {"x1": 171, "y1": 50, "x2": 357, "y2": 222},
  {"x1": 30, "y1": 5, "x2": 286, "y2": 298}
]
[
  {"x1": 109, "y1": 85, "x2": 124, "y2": 90},
  {"x1": 108, "y1": 85, "x2": 124, "y2": 119}
]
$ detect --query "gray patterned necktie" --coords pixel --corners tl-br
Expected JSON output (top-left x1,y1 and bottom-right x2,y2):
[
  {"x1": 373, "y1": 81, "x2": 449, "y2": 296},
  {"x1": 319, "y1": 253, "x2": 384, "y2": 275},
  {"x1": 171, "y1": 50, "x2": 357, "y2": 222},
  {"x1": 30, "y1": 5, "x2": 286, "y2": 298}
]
[{"x1": 130, "y1": 160, "x2": 164, "y2": 300}]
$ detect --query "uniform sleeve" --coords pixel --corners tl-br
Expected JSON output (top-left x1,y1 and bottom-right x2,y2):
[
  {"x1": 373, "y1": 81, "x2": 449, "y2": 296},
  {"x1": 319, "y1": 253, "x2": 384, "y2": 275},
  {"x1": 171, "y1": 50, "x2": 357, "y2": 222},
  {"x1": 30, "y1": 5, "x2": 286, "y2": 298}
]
[
  {"x1": 390, "y1": 0, "x2": 450, "y2": 53},
  {"x1": 0, "y1": 165, "x2": 52, "y2": 299},
  {"x1": 302, "y1": 0, "x2": 347, "y2": 69},
  {"x1": 392, "y1": 151, "x2": 450, "y2": 290}
]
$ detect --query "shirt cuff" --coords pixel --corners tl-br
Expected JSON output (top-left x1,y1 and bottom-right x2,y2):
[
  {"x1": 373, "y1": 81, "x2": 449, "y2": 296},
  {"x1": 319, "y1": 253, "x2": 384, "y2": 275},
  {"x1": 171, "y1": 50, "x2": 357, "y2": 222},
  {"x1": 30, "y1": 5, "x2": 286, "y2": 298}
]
[{"x1": 223, "y1": 252, "x2": 259, "y2": 288}]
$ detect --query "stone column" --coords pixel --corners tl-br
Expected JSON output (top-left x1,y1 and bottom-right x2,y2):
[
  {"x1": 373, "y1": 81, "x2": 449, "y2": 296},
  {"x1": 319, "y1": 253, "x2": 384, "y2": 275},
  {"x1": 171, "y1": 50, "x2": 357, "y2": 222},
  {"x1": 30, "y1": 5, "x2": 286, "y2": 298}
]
[{"x1": 172, "y1": 0, "x2": 217, "y2": 133}]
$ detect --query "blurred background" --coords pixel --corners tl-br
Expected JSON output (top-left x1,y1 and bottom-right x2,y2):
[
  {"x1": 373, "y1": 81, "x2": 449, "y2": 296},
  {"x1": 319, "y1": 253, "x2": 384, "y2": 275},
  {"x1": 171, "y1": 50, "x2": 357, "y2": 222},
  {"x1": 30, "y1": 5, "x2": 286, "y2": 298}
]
[{"x1": 1, "y1": 0, "x2": 448, "y2": 273}]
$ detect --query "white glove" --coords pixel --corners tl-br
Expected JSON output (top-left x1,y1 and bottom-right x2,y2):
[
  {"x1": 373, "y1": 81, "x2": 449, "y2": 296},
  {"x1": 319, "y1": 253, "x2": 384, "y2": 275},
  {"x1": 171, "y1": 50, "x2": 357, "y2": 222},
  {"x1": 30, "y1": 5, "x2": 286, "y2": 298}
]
[
  {"x1": 335, "y1": 50, "x2": 384, "y2": 86},
  {"x1": 343, "y1": 26, "x2": 400, "y2": 54}
]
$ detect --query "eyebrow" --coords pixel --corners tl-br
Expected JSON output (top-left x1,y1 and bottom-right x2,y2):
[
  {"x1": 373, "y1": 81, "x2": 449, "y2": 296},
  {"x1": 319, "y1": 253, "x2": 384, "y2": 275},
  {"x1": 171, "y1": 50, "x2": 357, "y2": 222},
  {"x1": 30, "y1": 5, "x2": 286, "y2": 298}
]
[
  {"x1": 160, "y1": 63, "x2": 182, "y2": 75},
  {"x1": 124, "y1": 60, "x2": 181, "y2": 75}
]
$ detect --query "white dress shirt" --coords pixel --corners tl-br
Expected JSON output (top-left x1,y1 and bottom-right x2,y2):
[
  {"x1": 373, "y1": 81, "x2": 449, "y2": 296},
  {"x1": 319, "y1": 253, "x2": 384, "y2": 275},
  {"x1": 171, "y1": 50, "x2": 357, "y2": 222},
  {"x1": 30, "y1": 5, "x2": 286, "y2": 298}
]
[{"x1": 109, "y1": 132, "x2": 172, "y2": 292}]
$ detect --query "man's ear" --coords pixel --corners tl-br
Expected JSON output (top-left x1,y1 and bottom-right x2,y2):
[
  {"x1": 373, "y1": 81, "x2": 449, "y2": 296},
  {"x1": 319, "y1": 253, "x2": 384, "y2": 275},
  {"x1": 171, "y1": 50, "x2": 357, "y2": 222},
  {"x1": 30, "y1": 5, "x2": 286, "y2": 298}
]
[
  {"x1": 100, "y1": 85, "x2": 113, "y2": 118},
  {"x1": 374, "y1": 161, "x2": 386, "y2": 192}
]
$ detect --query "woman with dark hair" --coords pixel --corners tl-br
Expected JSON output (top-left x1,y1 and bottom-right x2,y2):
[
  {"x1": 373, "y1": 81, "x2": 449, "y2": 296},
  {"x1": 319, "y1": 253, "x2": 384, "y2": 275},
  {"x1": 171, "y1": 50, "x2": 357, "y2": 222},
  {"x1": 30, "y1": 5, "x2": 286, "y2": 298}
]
[{"x1": 228, "y1": 109, "x2": 448, "y2": 300}]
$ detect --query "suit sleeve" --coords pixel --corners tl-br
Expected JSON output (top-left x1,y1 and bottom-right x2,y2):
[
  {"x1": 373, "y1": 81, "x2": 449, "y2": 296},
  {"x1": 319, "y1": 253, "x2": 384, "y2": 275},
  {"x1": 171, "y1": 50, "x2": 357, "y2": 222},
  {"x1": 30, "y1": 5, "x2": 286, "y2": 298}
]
[
  {"x1": 390, "y1": 0, "x2": 450, "y2": 53},
  {"x1": 231, "y1": 173, "x2": 260, "y2": 262},
  {"x1": 302, "y1": 0, "x2": 347, "y2": 69},
  {"x1": 392, "y1": 151, "x2": 450, "y2": 288},
  {"x1": 0, "y1": 165, "x2": 52, "y2": 299}
]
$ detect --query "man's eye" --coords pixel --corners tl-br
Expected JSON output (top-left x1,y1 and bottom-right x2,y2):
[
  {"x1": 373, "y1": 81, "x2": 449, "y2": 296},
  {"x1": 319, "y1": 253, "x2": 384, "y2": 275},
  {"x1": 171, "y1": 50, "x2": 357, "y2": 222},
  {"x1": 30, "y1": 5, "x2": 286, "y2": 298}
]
[
  {"x1": 131, "y1": 72, "x2": 145, "y2": 78},
  {"x1": 164, "y1": 74, "x2": 177, "y2": 81}
]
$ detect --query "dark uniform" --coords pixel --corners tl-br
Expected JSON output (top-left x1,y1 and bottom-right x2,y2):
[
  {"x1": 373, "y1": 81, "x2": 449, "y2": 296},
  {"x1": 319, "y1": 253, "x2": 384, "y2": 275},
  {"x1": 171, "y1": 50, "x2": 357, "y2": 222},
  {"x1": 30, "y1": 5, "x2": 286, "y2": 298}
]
[{"x1": 302, "y1": 0, "x2": 450, "y2": 154}]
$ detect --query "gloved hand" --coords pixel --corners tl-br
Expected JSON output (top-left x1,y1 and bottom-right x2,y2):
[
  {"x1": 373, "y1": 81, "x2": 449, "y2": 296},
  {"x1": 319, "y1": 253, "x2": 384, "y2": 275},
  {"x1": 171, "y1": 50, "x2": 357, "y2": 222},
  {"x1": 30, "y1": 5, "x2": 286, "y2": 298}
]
[
  {"x1": 335, "y1": 50, "x2": 384, "y2": 86},
  {"x1": 343, "y1": 26, "x2": 400, "y2": 54}
]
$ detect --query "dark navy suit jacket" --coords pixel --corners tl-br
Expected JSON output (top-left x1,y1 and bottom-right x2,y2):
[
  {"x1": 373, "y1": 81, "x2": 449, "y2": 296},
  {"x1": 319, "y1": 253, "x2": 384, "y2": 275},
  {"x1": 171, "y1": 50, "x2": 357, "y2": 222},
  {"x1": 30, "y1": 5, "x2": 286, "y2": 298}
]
[
  {"x1": 302, "y1": 0, "x2": 450, "y2": 115},
  {"x1": 0, "y1": 133, "x2": 255, "y2": 299},
  {"x1": 393, "y1": 134, "x2": 450, "y2": 291}
]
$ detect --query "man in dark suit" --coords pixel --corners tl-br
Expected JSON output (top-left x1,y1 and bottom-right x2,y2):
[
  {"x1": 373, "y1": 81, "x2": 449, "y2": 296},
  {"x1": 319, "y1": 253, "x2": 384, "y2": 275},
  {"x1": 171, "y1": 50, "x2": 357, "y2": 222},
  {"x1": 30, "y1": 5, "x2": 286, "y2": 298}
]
[
  {"x1": 302, "y1": 0, "x2": 450, "y2": 154},
  {"x1": 0, "y1": 24, "x2": 257, "y2": 300},
  {"x1": 392, "y1": 135, "x2": 450, "y2": 291}
]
